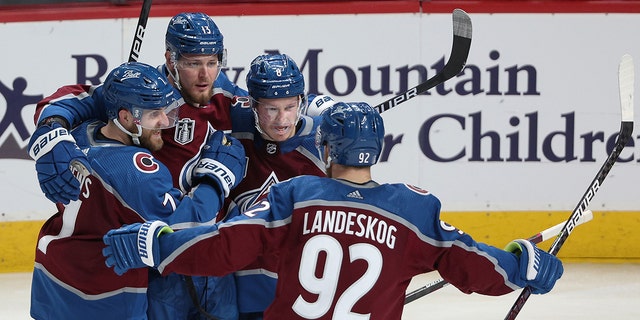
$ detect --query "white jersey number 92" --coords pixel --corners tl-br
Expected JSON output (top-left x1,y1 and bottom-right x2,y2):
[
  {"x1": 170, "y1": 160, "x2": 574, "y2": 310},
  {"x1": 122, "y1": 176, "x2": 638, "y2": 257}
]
[{"x1": 293, "y1": 234, "x2": 382, "y2": 319}]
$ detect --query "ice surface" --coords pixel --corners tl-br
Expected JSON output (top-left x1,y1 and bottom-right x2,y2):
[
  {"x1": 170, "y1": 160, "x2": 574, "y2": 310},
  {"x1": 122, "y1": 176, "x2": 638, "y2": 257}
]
[{"x1": 2, "y1": 263, "x2": 639, "y2": 319}]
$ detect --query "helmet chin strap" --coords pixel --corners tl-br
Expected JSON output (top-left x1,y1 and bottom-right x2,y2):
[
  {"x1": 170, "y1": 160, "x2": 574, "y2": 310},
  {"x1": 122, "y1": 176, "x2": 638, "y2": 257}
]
[
  {"x1": 114, "y1": 118, "x2": 143, "y2": 146},
  {"x1": 324, "y1": 155, "x2": 333, "y2": 170},
  {"x1": 166, "y1": 51, "x2": 184, "y2": 93},
  {"x1": 251, "y1": 106, "x2": 268, "y2": 137},
  {"x1": 169, "y1": 59, "x2": 183, "y2": 92},
  {"x1": 317, "y1": 144, "x2": 332, "y2": 170}
]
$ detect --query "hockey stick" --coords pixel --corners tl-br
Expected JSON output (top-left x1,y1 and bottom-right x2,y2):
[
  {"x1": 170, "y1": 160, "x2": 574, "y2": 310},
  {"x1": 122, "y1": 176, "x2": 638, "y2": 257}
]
[
  {"x1": 128, "y1": 0, "x2": 153, "y2": 62},
  {"x1": 69, "y1": 0, "x2": 153, "y2": 178},
  {"x1": 503, "y1": 54, "x2": 635, "y2": 320},
  {"x1": 404, "y1": 210, "x2": 594, "y2": 305},
  {"x1": 121, "y1": 2, "x2": 220, "y2": 316},
  {"x1": 375, "y1": 8, "x2": 472, "y2": 114}
]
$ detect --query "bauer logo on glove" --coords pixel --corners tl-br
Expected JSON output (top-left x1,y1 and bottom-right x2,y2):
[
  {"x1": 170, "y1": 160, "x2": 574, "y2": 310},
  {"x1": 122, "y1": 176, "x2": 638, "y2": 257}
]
[
  {"x1": 194, "y1": 158, "x2": 236, "y2": 196},
  {"x1": 29, "y1": 126, "x2": 75, "y2": 160}
]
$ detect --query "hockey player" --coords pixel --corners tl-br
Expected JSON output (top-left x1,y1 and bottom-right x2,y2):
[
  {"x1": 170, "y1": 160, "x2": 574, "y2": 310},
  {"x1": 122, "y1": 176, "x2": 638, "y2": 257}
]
[
  {"x1": 29, "y1": 62, "x2": 246, "y2": 320},
  {"x1": 228, "y1": 53, "x2": 328, "y2": 217},
  {"x1": 30, "y1": 50, "x2": 334, "y2": 318},
  {"x1": 102, "y1": 101, "x2": 564, "y2": 320},
  {"x1": 227, "y1": 53, "x2": 333, "y2": 319},
  {"x1": 27, "y1": 13, "x2": 245, "y2": 319},
  {"x1": 29, "y1": 12, "x2": 335, "y2": 318},
  {"x1": 30, "y1": 12, "x2": 245, "y2": 199}
]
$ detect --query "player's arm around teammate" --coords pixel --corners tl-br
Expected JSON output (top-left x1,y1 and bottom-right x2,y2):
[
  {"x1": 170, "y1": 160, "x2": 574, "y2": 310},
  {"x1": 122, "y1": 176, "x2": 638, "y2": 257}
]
[{"x1": 103, "y1": 102, "x2": 563, "y2": 320}]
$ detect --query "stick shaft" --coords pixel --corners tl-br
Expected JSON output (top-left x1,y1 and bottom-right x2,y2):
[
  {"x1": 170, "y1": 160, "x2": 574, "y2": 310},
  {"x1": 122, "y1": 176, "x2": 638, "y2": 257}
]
[
  {"x1": 504, "y1": 54, "x2": 635, "y2": 320},
  {"x1": 128, "y1": 0, "x2": 153, "y2": 62}
]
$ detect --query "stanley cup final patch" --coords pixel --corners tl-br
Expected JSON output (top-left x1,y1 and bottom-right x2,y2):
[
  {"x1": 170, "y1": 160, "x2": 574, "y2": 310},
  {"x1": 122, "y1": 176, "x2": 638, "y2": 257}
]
[{"x1": 174, "y1": 118, "x2": 195, "y2": 145}]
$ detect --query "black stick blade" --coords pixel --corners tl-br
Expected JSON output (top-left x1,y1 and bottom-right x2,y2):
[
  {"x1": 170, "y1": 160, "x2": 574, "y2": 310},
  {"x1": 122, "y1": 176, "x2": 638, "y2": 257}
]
[{"x1": 374, "y1": 9, "x2": 472, "y2": 114}]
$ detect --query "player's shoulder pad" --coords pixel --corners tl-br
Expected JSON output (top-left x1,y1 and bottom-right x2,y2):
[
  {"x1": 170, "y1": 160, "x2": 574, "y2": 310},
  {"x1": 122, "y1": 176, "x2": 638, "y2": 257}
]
[
  {"x1": 267, "y1": 175, "x2": 319, "y2": 205},
  {"x1": 383, "y1": 183, "x2": 441, "y2": 210},
  {"x1": 403, "y1": 183, "x2": 431, "y2": 196},
  {"x1": 215, "y1": 71, "x2": 249, "y2": 96},
  {"x1": 230, "y1": 97, "x2": 256, "y2": 133}
]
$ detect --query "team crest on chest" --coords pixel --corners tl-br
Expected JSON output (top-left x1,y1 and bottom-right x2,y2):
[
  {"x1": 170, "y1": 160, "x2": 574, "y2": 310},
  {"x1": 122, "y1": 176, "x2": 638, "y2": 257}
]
[
  {"x1": 265, "y1": 142, "x2": 278, "y2": 155},
  {"x1": 133, "y1": 152, "x2": 159, "y2": 173},
  {"x1": 235, "y1": 172, "x2": 280, "y2": 212},
  {"x1": 174, "y1": 118, "x2": 195, "y2": 145}
]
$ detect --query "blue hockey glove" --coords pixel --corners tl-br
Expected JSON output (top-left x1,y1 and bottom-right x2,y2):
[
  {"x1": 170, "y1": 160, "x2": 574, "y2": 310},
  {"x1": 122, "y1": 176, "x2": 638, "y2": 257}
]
[
  {"x1": 28, "y1": 121, "x2": 91, "y2": 204},
  {"x1": 505, "y1": 239, "x2": 564, "y2": 294},
  {"x1": 103, "y1": 221, "x2": 173, "y2": 276},
  {"x1": 193, "y1": 130, "x2": 246, "y2": 197}
]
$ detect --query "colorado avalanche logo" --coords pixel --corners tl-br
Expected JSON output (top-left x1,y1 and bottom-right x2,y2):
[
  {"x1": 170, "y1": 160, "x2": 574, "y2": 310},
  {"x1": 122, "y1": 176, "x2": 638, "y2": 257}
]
[
  {"x1": 133, "y1": 152, "x2": 159, "y2": 173},
  {"x1": 174, "y1": 118, "x2": 195, "y2": 145},
  {"x1": 440, "y1": 221, "x2": 463, "y2": 234},
  {"x1": 405, "y1": 184, "x2": 430, "y2": 195},
  {"x1": 235, "y1": 172, "x2": 279, "y2": 213},
  {"x1": 232, "y1": 96, "x2": 251, "y2": 109}
]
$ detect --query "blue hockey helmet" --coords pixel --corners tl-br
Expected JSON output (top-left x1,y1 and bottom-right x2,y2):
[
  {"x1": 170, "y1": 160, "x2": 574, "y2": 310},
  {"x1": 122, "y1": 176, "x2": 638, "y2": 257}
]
[
  {"x1": 246, "y1": 54, "x2": 305, "y2": 101},
  {"x1": 103, "y1": 62, "x2": 182, "y2": 129},
  {"x1": 316, "y1": 102, "x2": 385, "y2": 167},
  {"x1": 166, "y1": 12, "x2": 226, "y2": 64}
]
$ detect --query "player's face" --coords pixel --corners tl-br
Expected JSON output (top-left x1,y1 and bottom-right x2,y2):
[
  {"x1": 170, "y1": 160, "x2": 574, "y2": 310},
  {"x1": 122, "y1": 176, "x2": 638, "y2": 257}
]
[
  {"x1": 175, "y1": 54, "x2": 221, "y2": 106},
  {"x1": 137, "y1": 112, "x2": 168, "y2": 152},
  {"x1": 255, "y1": 96, "x2": 300, "y2": 142},
  {"x1": 136, "y1": 109, "x2": 172, "y2": 152},
  {"x1": 120, "y1": 109, "x2": 166, "y2": 152}
]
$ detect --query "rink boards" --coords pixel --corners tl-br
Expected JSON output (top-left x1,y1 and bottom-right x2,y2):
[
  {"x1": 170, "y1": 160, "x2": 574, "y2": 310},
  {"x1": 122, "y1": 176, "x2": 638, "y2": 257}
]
[{"x1": 1, "y1": 1, "x2": 640, "y2": 272}]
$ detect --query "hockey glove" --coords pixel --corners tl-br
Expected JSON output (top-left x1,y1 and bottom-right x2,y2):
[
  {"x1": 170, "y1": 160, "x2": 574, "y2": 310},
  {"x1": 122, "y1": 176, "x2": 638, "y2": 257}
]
[
  {"x1": 505, "y1": 239, "x2": 564, "y2": 294},
  {"x1": 193, "y1": 130, "x2": 246, "y2": 197},
  {"x1": 303, "y1": 95, "x2": 336, "y2": 117},
  {"x1": 103, "y1": 221, "x2": 173, "y2": 276},
  {"x1": 28, "y1": 121, "x2": 91, "y2": 204}
]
